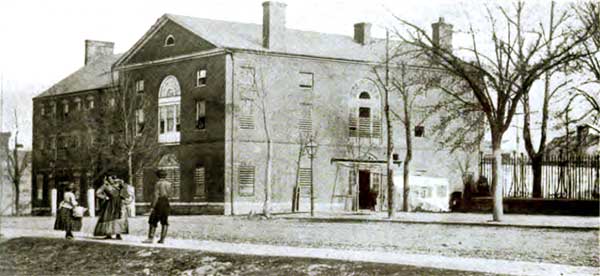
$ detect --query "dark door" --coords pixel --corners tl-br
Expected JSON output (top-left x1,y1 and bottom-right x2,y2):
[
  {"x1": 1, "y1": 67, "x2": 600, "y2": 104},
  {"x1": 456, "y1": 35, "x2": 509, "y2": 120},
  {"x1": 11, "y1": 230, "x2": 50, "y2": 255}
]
[{"x1": 358, "y1": 170, "x2": 371, "y2": 209}]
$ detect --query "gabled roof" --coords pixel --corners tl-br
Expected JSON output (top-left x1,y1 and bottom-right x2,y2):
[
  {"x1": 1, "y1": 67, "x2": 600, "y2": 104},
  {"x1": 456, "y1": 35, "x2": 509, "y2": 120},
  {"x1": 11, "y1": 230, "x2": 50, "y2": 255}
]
[
  {"x1": 116, "y1": 14, "x2": 396, "y2": 67},
  {"x1": 34, "y1": 54, "x2": 122, "y2": 99}
]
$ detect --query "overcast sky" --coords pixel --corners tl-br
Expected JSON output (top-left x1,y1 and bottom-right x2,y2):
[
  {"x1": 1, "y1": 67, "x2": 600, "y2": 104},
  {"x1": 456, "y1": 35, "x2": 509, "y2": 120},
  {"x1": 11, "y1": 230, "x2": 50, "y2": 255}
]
[{"x1": 0, "y1": 0, "x2": 583, "y2": 150}]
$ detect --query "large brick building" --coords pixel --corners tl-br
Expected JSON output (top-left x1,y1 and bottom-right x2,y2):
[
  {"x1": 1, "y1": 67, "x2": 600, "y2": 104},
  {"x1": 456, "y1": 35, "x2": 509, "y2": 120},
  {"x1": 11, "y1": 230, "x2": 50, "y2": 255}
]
[{"x1": 32, "y1": 2, "x2": 466, "y2": 215}]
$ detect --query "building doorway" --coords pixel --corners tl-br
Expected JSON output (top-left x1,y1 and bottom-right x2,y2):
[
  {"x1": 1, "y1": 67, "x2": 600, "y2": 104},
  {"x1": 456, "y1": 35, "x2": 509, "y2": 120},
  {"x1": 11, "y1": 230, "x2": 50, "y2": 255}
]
[{"x1": 358, "y1": 170, "x2": 371, "y2": 209}]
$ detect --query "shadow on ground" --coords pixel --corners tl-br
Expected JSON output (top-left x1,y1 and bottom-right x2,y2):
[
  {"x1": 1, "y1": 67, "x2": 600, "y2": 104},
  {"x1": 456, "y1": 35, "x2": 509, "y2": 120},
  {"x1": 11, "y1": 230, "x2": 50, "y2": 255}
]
[{"x1": 0, "y1": 237, "x2": 500, "y2": 276}]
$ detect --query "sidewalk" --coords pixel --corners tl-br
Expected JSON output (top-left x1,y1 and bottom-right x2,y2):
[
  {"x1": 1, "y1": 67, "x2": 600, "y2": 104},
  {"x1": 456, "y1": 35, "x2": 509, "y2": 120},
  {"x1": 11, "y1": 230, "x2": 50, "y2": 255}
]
[
  {"x1": 273, "y1": 211, "x2": 600, "y2": 230},
  {"x1": 1, "y1": 228, "x2": 598, "y2": 276}
]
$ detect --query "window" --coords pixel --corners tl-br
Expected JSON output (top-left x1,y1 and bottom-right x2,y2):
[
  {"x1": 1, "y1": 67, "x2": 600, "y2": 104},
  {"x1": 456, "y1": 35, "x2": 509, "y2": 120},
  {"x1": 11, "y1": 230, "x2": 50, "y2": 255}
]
[
  {"x1": 40, "y1": 104, "x2": 46, "y2": 116},
  {"x1": 196, "y1": 101, "x2": 206, "y2": 130},
  {"x1": 349, "y1": 82, "x2": 381, "y2": 139},
  {"x1": 74, "y1": 98, "x2": 82, "y2": 111},
  {"x1": 62, "y1": 100, "x2": 69, "y2": 116},
  {"x1": 238, "y1": 165, "x2": 255, "y2": 196},
  {"x1": 239, "y1": 67, "x2": 255, "y2": 87},
  {"x1": 87, "y1": 96, "x2": 95, "y2": 109},
  {"x1": 415, "y1": 125, "x2": 425, "y2": 137},
  {"x1": 358, "y1": 107, "x2": 371, "y2": 137},
  {"x1": 240, "y1": 99, "x2": 254, "y2": 129},
  {"x1": 135, "y1": 80, "x2": 144, "y2": 93},
  {"x1": 165, "y1": 35, "x2": 175, "y2": 46},
  {"x1": 299, "y1": 103, "x2": 312, "y2": 135},
  {"x1": 50, "y1": 101, "x2": 56, "y2": 114},
  {"x1": 135, "y1": 109, "x2": 145, "y2": 135},
  {"x1": 109, "y1": 134, "x2": 115, "y2": 145},
  {"x1": 109, "y1": 97, "x2": 116, "y2": 108},
  {"x1": 50, "y1": 136, "x2": 56, "y2": 149},
  {"x1": 36, "y1": 174, "x2": 44, "y2": 201},
  {"x1": 299, "y1": 72, "x2": 313, "y2": 88},
  {"x1": 437, "y1": 185, "x2": 447, "y2": 198},
  {"x1": 158, "y1": 76, "x2": 181, "y2": 143},
  {"x1": 89, "y1": 133, "x2": 96, "y2": 146},
  {"x1": 194, "y1": 167, "x2": 206, "y2": 199},
  {"x1": 196, "y1": 69, "x2": 207, "y2": 87}
]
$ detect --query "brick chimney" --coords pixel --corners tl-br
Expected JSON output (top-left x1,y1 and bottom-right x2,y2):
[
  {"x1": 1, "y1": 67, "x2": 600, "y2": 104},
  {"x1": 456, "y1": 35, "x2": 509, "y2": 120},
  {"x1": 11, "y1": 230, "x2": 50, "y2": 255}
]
[
  {"x1": 431, "y1": 17, "x2": 453, "y2": 51},
  {"x1": 262, "y1": 1, "x2": 287, "y2": 49},
  {"x1": 85, "y1": 40, "x2": 114, "y2": 65},
  {"x1": 354, "y1": 23, "x2": 371, "y2": 45}
]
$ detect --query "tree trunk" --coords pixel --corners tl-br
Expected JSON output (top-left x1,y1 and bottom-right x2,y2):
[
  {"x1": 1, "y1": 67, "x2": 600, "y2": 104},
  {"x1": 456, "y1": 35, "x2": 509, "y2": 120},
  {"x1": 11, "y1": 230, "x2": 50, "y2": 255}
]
[
  {"x1": 491, "y1": 137, "x2": 504, "y2": 221},
  {"x1": 531, "y1": 155, "x2": 543, "y2": 198},
  {"x1": 402, "y1": 156, "x2": 411, "y2": 212},
  {"x1": 128, "y1": 151, "x2": 134, "y2": 187},
  {"x1": 14, "y1": 184, "x2": 20, "y2": 216}
]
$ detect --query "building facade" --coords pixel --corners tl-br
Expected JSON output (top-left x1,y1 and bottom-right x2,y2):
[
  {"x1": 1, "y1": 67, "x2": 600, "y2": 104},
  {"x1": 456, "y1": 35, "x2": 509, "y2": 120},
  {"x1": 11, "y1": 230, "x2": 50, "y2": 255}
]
[{"x1": 33, "y1": 2, "x2": 469, "y2": 215}]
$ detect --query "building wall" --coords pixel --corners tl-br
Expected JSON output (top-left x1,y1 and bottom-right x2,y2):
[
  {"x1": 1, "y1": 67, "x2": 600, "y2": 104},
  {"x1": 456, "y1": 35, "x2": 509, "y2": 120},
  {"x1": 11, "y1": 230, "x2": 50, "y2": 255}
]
[
  {"x1": 32, "y1": 89, "x2": 107, "y2": 211},
  {"x1": 122, "y1": 53, "x2": 228, "y2": 203},
  {"x1": 224, "y1": 51, "x2": 475, "y2": 214}
]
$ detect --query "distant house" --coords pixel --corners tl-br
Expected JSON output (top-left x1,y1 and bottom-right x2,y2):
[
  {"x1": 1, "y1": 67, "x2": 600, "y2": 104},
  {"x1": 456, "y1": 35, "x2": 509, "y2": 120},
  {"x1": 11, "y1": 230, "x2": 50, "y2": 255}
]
[{"x1": 546, "y1": 124, "x2": 599, "y2": 156}]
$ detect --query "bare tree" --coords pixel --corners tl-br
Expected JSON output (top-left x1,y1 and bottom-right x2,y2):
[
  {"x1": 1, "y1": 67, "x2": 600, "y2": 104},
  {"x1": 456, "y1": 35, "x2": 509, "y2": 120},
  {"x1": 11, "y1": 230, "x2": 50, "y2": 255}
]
[
  {"x1": 6, "y1": 110, "x2": 29, "y2": 215},
  {"x1": 374, "y1": 62, "x2": 435, "y2": 212},
  {"x1": 110, "y1": 74, "x2": 161, "y2": 193},
  {"x1": 522, "y1": 2, "x2": 573, "y2": 198},
  {"x1": 392, "y1": 1, "x2": 595, "y2": 221}
]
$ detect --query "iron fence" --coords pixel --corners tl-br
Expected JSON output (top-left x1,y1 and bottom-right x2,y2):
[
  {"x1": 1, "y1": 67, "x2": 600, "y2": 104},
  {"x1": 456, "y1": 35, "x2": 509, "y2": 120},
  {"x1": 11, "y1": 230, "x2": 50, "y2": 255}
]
[{"x1": 479, "y1": 152, "x2": 600, "y2": 200}]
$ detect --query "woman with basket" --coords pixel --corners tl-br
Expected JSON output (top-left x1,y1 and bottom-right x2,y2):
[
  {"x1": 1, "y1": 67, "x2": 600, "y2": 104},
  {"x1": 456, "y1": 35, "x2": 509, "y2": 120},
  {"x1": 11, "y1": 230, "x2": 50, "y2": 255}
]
[{"x1": 54, "y1": 182, "x2": 85, "y2": 239}]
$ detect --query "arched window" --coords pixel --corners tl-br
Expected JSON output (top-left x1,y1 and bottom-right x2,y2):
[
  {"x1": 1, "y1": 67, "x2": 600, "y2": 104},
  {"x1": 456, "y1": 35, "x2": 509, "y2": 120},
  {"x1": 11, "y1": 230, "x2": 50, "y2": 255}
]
[
  {"x1": 349, "y1": 80, "x2": 382, "y2": 139},
  {"x1": 164, "y1": 35, "x2": 175, "y2": 46},
  {"x1": 158, "y1": 75, "x2": 181, "y2": 143}
]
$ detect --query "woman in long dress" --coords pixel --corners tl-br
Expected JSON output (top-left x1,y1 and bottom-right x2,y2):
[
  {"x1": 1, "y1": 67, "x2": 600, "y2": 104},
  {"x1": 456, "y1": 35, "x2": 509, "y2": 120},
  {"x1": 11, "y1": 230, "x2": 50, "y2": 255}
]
[
  {"x1": 54, "y1": 183, "x2": 82, "y2": 239},
  {"x1": 93, "y1": 176, "x2": 127, "y2": 239}
]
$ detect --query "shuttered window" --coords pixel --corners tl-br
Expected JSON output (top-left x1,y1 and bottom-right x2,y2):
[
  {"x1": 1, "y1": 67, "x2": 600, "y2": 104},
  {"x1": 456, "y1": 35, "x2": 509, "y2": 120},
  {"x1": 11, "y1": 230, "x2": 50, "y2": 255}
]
[
  {"x1": 161, "y1": 168, "x2": 180, "y2": 200},
  {"x1": 299, "y1": 103, "x2": 312, "y2": 134},
  {"x1": 194, "y1": 167, "x2": 206, "y2": 200},
  {"x1": 240, "y1": 99, "x2": 254, "y2": 129},
  {"x1": 349, "y1": 107, "x2": 358, "y2": 137},
  {"x1": 298, "y1": 168, "x2": 312, "y2": 197},
  {"x1": 238, "y1": 165, "x2": 255, "y2": 196},
  {"x1": 359, "y1": 107, "x2": 371, "y2": 138}
]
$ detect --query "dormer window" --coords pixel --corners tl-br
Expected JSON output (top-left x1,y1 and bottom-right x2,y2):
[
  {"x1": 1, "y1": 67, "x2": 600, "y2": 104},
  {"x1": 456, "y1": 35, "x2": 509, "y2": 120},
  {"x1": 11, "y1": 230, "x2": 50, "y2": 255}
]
[
  {"x1": 196, "y1": 69, "x2": 207, "y2": 87},
  {"x1": 165, "y1": 35, "x2": 175, "y2": 46}
]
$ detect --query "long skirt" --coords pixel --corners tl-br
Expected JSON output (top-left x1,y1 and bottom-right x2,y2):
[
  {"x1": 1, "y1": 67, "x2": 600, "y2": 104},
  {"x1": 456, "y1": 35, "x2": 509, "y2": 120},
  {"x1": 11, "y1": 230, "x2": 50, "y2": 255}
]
[
  {"x1": 93, "y1": 199, "x2": 128, "y2": 236},
  {"x1": 54, "y1": 207, "x2": 82, "y2": 232}
]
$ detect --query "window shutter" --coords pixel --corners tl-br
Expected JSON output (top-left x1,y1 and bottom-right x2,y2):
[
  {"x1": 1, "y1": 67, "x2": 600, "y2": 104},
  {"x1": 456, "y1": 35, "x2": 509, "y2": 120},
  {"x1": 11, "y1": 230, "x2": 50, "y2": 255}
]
[
  {"x1": 372, "y1": 114, "x2": 382, "y2": 138},
  {"x1": 298, "y1": 168, "x2": 312, "y2": 197},
  {"x1": 240, "y1": 99, "x2": 255, "y2": 129},
  {"x1": 349, "y1": 108, "x2": 358, "y2": 137},
  {"x1": 239, "y1": 165, "x2": 255, "y2": 196},
  {"x1": 164, "y1": 168, "x2": 180, "y2": 200},
  {"x1": 299, "y1": 104, "x2": 312, "y2": 135},
  {"x1": 194, "y1": 167, "x2": 206, "y2": 200}
]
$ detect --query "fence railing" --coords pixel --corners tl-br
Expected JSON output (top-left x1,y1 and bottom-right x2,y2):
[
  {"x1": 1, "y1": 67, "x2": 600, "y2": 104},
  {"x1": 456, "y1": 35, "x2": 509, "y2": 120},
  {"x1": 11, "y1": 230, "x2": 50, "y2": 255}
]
[{"x1": 479, "y1": 152, "x2": 600, "y2": 200}]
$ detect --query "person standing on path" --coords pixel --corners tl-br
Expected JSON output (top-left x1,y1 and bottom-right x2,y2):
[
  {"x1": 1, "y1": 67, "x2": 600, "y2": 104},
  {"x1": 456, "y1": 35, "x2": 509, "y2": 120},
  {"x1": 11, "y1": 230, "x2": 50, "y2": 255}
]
[
  {"x1": 93, "y1": 175, "x2": 126, "y2": 239},
  {"x1": 54, "y1": 183, "x2": 82, "y2": 239},
  {"x1": 143, "y1": 169, "x2": 172, "y2": 244}
]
